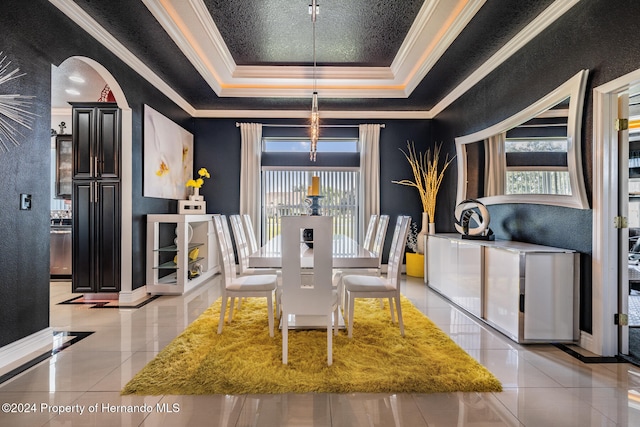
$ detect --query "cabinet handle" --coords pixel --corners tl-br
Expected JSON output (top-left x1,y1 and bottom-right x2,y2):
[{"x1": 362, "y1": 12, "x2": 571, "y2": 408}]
[{"x1": 94, "y1": 156, "x2": 99, "y2": 177}]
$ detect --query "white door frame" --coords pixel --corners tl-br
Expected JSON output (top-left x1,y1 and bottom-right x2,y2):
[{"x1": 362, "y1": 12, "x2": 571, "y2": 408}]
[{"x1": 592, "y1": 69, "x2": 640, "y2": 356}]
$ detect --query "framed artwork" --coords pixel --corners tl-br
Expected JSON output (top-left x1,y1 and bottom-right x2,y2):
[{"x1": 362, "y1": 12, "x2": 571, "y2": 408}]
[{"x1": 143, "y1": 105, "x2": 193, "y2": 199}]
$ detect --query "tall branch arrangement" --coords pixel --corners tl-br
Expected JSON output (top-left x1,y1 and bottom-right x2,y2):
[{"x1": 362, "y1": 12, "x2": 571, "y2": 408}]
[{"x1": 392, "y1": 141, "x2": 454, "y2": 223}]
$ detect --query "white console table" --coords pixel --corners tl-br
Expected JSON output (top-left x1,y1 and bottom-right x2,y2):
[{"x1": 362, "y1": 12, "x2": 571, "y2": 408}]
[
  {"x1": 146, "y1": 214, "x2": 219, "y2": 295},
  {"x1": 426, "y1": 233, "x2": 578, "y2": 343}
]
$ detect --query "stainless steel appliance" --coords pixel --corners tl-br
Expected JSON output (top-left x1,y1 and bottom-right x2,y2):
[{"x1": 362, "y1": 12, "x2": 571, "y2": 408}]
[{"x1": 50, "y1": 219, "x2": 72, "y2": 278}]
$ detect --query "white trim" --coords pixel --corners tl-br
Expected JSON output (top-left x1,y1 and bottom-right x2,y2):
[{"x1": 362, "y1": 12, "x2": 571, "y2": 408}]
[
  {"x1": 398, "y1": 0, "x2": 486, "y2": 96},
  {"x1": 0, "y1": 328, "x2": 53, "y2": 370},
  {"x1": 591, "y1": 68, "x2": 640, "y2": 356},
  {"x1": 191, "y1": 109, "x2": 433, "y2": 119},
  {"x1": 48, "y1": 0, "x2": 195, "y2": 116},
  {"x1": 118, "y1": 285, "x2": 148, "y2": 304},
  {"x1": 429, "y1": 0, "x2": 582, "y2": 117}
]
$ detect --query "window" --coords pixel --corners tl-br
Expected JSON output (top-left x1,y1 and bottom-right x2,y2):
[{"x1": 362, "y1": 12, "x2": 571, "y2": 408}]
[
  {"x1": 504, "y1": 137, "x2": 571, "y2": 196},
  {"x1": 261, "y1": 137, "x2": 360, "y2": 242}
]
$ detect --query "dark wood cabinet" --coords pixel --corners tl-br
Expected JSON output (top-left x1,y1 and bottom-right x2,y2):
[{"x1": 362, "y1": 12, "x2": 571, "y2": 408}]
[
  {"x1": 72, "y1": 103, "x2": 120, "y2": 179},
  {"x1": 72, "y1": 181, "x2": 121, "y2": 293},
  {"x1": 72, "y1": 103, "x2": 121, "y2": 293}
]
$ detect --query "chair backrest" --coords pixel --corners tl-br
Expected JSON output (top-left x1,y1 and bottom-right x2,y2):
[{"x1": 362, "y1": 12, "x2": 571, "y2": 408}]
[
  {"x1": 386, "y1": 216, "x2": 411, "y2": 288},
  {"x1": 370, "y1": 214, "x2": 389, "y2": 267},
  {"x1": 281, "y1": 216, "x2": 333, "y2": 315},
  {"x1": 230, "y1": 214, "x2": 251, "y2": 274},
  {"x1": 213, "y1": 214, "x2": 237, "y2": 283},
  {"x1": 242, "y1": 214, "x2": 259, "y2": 254},
  {"x1": 362, "y1": 214, "x2": 378, "y2": 251}
]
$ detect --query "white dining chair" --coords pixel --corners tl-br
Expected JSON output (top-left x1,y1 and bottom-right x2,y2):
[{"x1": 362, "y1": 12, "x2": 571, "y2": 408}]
[
  {"x1": 242, "y1": 214, "x2": 259, "y2": 255},
  {"x1": 230, "y1": 214, "x2": 281, "y2": 313},
  {"x1": 342, "y1": 215, "x2": 411, "y2": 338},
  {"x1": 334, "y1": 214, "x2": 389, "y2": 306},
  {"x1": 363, "y1": 214, "x2": 378, "y2": 251},
  {"x1": 230, "y1": 215, "x2": 278, "y2": 276},
  {"x1": 281, "y1": 215, "x2": 338, "y2": 365},
  {"x1": 213, "y1": 214, "x2": 277, "y2": 337}
]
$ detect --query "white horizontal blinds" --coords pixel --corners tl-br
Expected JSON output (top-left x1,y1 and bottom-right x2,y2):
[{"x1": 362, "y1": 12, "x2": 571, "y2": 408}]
[
  {"x1": 262, "y1": 169, "x2": 359, "y2": 243},
  {"x1": 505, "y1": 171, "x2": 571, "y2": 195}
]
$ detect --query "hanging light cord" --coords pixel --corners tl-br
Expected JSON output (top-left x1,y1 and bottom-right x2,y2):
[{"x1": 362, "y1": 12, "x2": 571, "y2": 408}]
[{"x1": 310, "y1": 0, "x2": 319, "y2": 161}]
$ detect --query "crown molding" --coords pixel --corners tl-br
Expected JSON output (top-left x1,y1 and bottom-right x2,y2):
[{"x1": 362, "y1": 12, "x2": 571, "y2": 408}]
[
  {"x1": 393, "y1": 0, "x2": 486, "y2": 96},
  {"x1": 191, "y1": 109, "x2": 433, "y2": 120},
  {"x1": 49, "y1": 0, "x2": 195, "y2": 116},
  {"x1": 51, "y1": 107, "x2": 72, "y2": 117},
  {"x1": 49, "y1": 0, "x2": 578, "y2": 121},
  {"x1": 429, "y1": 0, "x2": 582, "y2": 117}
]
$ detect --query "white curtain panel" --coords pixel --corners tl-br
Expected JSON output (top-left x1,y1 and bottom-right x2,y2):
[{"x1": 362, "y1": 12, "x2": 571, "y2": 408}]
[
  {"x1": 239, "y1": 123, "x2": 263, "y2": 241},
  {"x1": 485, "y1": 132, "x2": 506, "y2": 197},
  {"x1": 359, "y1": 124, "x2": 381, "y2": 242}
]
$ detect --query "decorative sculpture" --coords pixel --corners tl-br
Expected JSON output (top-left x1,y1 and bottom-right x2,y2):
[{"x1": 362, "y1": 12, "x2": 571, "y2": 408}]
[{"x1": 454, "y1": 199, "x2": 494, "y2": 240}]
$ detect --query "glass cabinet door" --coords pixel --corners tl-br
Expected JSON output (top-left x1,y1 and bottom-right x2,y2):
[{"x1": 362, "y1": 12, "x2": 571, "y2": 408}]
[{"x1": 56, "y1": 135, "x2": 72, "y2": 199}]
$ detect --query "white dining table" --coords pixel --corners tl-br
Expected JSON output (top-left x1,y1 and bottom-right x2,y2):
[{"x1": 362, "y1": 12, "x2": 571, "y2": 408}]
[
  {"x1": 248, "y1": 234, "x2": 377, "y2": 329},
  {"x1": 248, "y1": 234, "x2": 379, "y2": 269}
]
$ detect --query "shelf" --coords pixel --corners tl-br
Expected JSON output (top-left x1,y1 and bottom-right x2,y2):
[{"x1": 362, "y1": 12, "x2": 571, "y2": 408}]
[
  {"x1": 155, "y1": 242, "x2": 204, "y2": 252},
  {"x1": 146, "y1": 214, "x2": 220, "y2": 295},
  {"x1": 155, "y1": 261, "x2": 179, "y2": 269},
  {"x1": 157, "y1": 272, "x2": 178, "y2": 285}
]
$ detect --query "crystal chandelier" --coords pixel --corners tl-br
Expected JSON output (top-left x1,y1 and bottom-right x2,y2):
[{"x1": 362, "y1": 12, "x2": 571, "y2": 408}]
[{"x1": 309, "y1": 0, "x2": 319, "y2": 161}]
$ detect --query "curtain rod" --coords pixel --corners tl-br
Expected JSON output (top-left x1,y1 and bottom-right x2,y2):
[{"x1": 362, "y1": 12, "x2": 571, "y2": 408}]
[{"x1": 235, "y1": 123, "x2": 384, "y2": 128}]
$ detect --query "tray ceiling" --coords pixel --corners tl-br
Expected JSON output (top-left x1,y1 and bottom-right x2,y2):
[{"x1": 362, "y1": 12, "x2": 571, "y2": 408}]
[{"x1": 51, "y1": 0, "x2": 577, "y2": 117}]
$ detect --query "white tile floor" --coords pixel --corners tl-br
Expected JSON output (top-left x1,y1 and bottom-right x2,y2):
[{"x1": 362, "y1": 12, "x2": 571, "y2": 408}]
[{"x1": 0, "y1": 276, "x2": 639, "y2": 426}]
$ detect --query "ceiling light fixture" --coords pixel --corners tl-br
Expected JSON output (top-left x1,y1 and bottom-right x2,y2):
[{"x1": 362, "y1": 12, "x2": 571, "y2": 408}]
[
  {"x1": 68, "y1": 75, "x2": 85, "y2": 83},
  {"x1": 309, "y1": 0, "x2": 319, "y2": 161}
]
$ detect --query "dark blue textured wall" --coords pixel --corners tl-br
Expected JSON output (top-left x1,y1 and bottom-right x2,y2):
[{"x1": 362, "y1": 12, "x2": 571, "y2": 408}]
[{"x1": 0, "y1": 0, "x2": 192, "y2": 347}]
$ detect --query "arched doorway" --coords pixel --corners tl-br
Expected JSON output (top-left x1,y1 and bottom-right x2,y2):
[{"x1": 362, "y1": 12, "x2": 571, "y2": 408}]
[{"x1": 52, "y1": 56, "x2": 135, "y2": 301}]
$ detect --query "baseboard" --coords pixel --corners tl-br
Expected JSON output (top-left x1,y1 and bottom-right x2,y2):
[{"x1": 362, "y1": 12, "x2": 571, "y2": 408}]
[
  {"x1": 119, "y1": 286, "x2": 148, "y2": 304},
  {"x1": 0, "y1": 328, "x2": 53, "y2": 370},
  {"x1": 580, "y1": 330, "x2": 596, "y2": 354}
]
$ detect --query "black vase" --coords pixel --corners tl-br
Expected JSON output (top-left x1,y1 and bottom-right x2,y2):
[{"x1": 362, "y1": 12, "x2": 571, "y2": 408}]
[{"x1": 303, "y1": 228, "x2": 313, "y2": 248}]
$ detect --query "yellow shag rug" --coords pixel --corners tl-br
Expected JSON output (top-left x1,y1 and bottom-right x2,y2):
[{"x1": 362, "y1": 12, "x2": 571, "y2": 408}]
[{"x1": 122, "y1": 296, "x2": 502, "y2": 395}]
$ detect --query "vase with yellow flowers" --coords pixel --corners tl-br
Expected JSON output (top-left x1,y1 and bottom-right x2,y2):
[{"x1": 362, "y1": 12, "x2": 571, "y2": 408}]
[
  {"x1": 186, "y1": 167, "x2": 210, "y2": 202},
  {"x1": 392, "y1": 141, "x2": 453, "y2": 253}
]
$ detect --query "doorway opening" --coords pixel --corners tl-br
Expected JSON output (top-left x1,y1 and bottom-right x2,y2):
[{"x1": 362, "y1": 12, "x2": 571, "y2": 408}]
[
  {"x1": 50, "y1": 56, "x2": 134, "y2": 301},
  {"x1": 593, "y1": 68, "x2": 640, "y2": 360}
]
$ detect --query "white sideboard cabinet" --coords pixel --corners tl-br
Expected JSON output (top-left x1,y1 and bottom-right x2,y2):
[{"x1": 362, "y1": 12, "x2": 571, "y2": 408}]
[
  {"x1": 146, "y1": 214, "x2": 220, "y2": 295},
  {"x1": 426, "y1": 234, "x2": 577, "y2": 343}
]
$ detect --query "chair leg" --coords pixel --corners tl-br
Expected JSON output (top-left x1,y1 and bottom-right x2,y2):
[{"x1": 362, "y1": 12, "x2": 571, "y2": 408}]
[
  {"x1": 282, "y1": 311, "x2": 288, "y2": 364},
  {"x1": 217, "y1": 296, "x2": 228, "y2": 334},
  {"x1": 267, "y1": 294, "x2": 274, "y2": 337},
  {"x1": 395, "y1": 297, "x2": 404, "y2": 336},
  {"x1": 388, "y1": 297, "x2": 396, "y2": 323},
  {"x1": 348, "y1": 293, "x2": 355, "y2": 338},
  {"x1": 228, "y1": 297, "x2": 236, "y2": 323},
  {"x1": 333, "y1": 306, "x2": 339, "y2": 336},
  {"x1": 327, "y1": 315, "x2": 333, "y2": 366}
]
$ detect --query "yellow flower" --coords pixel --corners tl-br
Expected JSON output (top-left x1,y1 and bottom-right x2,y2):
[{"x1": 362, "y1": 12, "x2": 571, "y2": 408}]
[
  {"x1": 185, "y1": 168, "x2": 211, "y2": 188},
  {"x1": 198, "y1": 168, "x2": 210, "y2": 179}
]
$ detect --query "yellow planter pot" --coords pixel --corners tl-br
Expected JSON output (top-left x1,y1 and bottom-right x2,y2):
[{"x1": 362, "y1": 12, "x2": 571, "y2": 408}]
[{"x1": 406, "y1": 252, "x2": 424, "y2": 278}]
